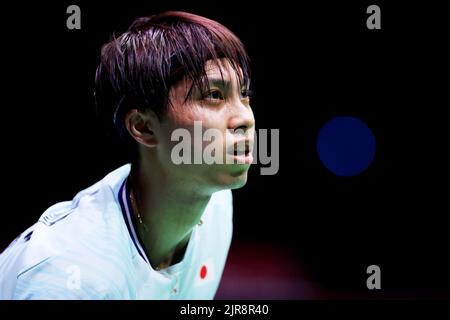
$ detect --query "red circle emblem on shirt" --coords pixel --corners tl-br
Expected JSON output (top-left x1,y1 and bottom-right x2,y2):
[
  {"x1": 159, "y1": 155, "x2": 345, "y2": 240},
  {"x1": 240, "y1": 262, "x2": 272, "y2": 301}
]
[{"x1": 200, "y1": 265, "x2": 207, "y2": 279}]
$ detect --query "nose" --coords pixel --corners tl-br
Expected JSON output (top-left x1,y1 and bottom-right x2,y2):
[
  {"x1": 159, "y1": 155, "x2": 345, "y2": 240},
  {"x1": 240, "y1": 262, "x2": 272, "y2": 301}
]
[{"x1": 227, "y1": 100, "x2": 255, "y2": 135}]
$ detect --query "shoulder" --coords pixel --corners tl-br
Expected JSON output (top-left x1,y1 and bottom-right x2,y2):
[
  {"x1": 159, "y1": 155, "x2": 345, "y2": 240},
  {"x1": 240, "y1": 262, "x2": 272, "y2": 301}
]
[
  {"x1": 28, "y1": 165, "x2": 132, "y2": 260},
  {"x1": 13, "y1": 250, "x2": 131, "y2": 299},
  {"x1": 7, "y1": 165, "x2": 134, "y2": 299}
]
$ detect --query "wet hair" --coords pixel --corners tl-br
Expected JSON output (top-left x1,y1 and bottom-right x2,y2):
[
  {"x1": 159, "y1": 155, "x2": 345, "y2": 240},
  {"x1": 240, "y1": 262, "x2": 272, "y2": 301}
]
[{"x1": 94, "y1": 11, "x2": 250, "y2": 160}]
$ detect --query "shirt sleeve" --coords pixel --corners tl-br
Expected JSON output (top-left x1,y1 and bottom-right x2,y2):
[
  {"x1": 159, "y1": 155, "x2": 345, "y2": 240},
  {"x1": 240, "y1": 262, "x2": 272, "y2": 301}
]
[{"x1": 13, "y1": 256, "x2": 116, "y2": 300}]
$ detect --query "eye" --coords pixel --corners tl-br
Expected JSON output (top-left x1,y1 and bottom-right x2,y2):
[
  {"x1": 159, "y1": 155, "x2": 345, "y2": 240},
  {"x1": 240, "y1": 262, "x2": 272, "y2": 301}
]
[{"x1": 203, "y1": 90, "x2": 224, "y2": 101}]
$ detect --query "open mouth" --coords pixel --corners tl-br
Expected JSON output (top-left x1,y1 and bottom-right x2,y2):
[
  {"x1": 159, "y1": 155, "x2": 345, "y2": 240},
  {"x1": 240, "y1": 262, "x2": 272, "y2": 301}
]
[
  {"x1": 233, "y1": 143, "x2": 250, "y2": 156},
  {"x1": 227, "y1": 140, "x2": 253, "y2": 164}
]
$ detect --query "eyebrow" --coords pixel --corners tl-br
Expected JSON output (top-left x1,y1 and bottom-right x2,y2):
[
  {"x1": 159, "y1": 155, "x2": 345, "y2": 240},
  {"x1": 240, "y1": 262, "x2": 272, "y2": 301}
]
[
  {"x1": 206, "y1": 78, "x2": 231, "y2": 90},
  {"x1": 206, "y1": 77, "x2": 249, "y2": 90}
]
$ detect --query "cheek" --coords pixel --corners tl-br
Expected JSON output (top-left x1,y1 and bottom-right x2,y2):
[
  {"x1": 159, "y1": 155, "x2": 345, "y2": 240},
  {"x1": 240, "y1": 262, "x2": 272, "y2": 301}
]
[
  {"x1": 162, "y1": 115, "x2": 229, "y2": 159},
  {"x1": 166, "y1": 104, "x2": 197, "y2": 127},
  {"x1": 168, "y1": 104, "x2": 227, "y2": 132},
  {"x1": 160, "y1": 106, "x2": 197, "y2": 145}
]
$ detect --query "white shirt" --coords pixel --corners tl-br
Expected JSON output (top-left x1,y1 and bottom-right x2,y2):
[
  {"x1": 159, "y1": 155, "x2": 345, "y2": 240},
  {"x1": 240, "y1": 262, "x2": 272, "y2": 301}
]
[{"x1": 0, "y1": 164, "x2": 233, "y2": 299}]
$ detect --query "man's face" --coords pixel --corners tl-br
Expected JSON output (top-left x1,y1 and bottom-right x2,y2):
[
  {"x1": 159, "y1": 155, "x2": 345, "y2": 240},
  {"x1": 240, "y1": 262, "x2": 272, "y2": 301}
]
[{"x1": 155, "y1": 58, "x2": 255, "y2": 194}]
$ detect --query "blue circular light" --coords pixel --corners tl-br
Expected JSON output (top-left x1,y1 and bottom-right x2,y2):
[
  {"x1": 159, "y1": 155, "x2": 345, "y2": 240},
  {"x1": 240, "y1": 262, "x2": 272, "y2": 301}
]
[{"x1": 317, "y1": 116, "x2": 376, "y2": 176}]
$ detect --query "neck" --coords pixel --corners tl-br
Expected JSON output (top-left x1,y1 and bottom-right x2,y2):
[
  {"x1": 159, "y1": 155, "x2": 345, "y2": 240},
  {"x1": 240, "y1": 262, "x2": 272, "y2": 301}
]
[{"x1": 128, "y1": 160, "x2": 211, "y2": 270}]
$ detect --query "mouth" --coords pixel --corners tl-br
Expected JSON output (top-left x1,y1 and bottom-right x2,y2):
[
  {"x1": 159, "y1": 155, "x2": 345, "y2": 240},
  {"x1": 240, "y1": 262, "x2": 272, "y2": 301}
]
[
  {"x1": 227, "y1": 140, "x2": 253, "y2": 164},
  {"x1": 233, "y1": 142, "x2": 250, "y2": 156}
]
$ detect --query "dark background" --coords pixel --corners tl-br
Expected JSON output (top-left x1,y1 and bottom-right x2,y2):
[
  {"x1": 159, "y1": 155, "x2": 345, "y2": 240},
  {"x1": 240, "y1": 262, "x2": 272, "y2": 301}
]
[{"x1": 1, "y1": 0, "x2": 449, "y2": 298}]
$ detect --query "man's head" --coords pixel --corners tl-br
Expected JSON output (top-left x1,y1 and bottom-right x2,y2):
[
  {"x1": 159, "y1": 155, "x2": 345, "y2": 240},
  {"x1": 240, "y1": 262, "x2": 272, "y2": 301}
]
[{"x1": 95, "y1": 11, "x2": 255, "y2": 193}]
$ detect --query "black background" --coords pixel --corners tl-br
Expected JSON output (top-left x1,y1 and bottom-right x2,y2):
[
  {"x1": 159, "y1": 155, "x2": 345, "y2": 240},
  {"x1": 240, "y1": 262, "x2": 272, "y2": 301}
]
[{"x1": 1, "y1": 0, "x2": 449, "y2": 298}]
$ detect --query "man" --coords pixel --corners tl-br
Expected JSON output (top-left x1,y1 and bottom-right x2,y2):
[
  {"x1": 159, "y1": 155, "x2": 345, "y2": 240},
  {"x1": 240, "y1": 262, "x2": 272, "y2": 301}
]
[{"x1": 0, "y1": 11, "x2": 255, "y2": 299}]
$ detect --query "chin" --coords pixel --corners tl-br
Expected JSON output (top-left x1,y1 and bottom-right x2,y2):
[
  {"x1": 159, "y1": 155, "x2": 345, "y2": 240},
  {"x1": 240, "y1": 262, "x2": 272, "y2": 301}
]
[
  {"x1": 215, "y1": 165, "x2": 250, "y2": 190},
  {"x1": 230, "y1": 178, "x2": 248, "y2": 190}
]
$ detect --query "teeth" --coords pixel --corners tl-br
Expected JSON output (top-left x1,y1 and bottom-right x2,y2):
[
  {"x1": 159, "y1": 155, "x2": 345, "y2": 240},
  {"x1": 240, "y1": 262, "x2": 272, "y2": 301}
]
[
  {"x1": 234, "y1": 144, "x2": 248, "y2": 155},
  {"x1": 230, "y1": 141, "x2": 251, "y2": 156}
]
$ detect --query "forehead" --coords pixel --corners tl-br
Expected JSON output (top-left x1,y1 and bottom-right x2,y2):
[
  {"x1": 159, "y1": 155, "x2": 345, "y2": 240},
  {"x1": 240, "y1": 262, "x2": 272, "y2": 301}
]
[{"x1": 203, "y1": 58, "x2": 244, "y2": 83}]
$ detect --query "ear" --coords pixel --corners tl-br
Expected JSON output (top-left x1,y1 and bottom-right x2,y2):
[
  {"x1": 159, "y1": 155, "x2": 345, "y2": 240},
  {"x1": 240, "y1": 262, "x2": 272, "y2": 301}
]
[{"x1": 124, "y1": 109, "x2": 159, "y2": 148}]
